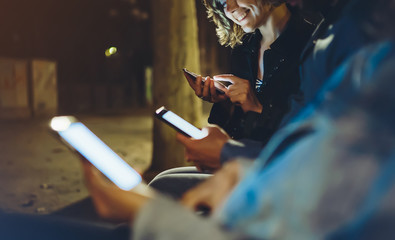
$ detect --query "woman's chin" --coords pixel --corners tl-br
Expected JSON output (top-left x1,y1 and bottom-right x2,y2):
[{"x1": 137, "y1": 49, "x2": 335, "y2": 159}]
[{"x1": 241, "y1": 26, "x2": 255, "y2": 33}]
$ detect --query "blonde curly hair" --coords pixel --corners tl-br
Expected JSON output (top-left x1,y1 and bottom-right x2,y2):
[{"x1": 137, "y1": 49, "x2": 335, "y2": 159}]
[{"x1": 203, "y1": 0, "x2": 286, "y2": 48}]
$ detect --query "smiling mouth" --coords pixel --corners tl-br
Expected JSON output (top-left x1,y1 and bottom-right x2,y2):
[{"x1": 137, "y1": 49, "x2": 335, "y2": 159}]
[{"x1": 235, "y1": 9, "x2": 250, "y2": 22}]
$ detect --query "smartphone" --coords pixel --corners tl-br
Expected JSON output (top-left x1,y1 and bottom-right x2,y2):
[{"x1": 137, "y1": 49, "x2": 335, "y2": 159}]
[
  {"x1": 182, "y1": 68, "x2": 232, "y2": 94},
  {"x1": 49, "y1": 116, "x2": 142, "y2": 191},
  {"x1": 182, "y1": 68, "x2": 199, "y2": 82},
  {"x1": 155, "y1": 106, "x2": 206, "y2": 139}
]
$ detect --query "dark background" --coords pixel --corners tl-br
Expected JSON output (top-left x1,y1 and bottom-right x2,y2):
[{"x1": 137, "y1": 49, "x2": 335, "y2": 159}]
[{"x1": 0, "y1": 0, "x2": 230, "y2": 113}]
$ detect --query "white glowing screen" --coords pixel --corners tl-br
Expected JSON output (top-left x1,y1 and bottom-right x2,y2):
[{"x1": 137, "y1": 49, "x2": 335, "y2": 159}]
[
  {"x1": 162, "y1": 111, "x2": 206, "y2": 139},
  {"x1": 57, "y1": 122, "x2": 141, "y2": 190}
]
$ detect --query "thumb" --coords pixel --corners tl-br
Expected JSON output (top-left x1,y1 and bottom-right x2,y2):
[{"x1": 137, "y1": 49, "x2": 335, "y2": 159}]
[{"x1": 213, "y1": 74, "x2": 235, "y2": 83}]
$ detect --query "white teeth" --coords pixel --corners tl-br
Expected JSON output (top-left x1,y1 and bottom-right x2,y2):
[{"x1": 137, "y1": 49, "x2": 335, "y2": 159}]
[
  {"x1": 238, "y1": 13, "x2": 246, "y2": 21},
  {"x1": 235, "y1": 10, "x2": 248, "y2": 22}
]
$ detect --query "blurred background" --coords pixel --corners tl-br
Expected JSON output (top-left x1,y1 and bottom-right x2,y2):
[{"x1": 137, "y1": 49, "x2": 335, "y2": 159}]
[
  {"x1": 0, "y1": 0, "x2": 230, "y2": 216},
  {"x1": 0, "y1": 0, "x2": 230, "y2": 114}
]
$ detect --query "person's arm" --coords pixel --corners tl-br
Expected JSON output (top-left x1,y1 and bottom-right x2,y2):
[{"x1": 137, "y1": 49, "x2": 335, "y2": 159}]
[
  {"x1": 134, "y1": 160, "x2": 254, "y2": 240},
  {"x1": 176, "y1": 125, "x2": 265, "y2": 170},
  {"x1": 82, "y1": 156, "x2": 247, "y2": 240},
  {"x1": 181, "y1": 159, "x2": 253, "y2": 213},
  {"x1": 133, "y1": 196, "x2": 244, "y2": 240},
  {"x1": 81, "y1": 160, "x2": 154, "y2": 222}
]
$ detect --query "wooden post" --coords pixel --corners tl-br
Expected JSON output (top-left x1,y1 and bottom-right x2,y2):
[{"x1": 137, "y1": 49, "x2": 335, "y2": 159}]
[{"x1": 149, "y1": 0, "x2": 202, "y2": 173}]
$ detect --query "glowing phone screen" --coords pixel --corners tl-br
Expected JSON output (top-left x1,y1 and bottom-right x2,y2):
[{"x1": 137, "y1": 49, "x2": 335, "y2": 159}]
[
  {"x1": 162, "y1": 111, "x2": 205, "y2": 139},
  {"x1": 58, "y1": 122, "x2": 141, "y2": 190}
]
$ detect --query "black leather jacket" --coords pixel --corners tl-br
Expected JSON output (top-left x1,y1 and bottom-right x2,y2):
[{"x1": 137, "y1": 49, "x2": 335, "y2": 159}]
[{"x1": 208, "y1": 9, "x2": 317, "y2": 144}]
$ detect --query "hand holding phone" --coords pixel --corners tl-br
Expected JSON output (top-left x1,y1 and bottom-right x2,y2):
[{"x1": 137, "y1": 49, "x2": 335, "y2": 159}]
[
  {"x1": 183, "y1": 68, "x2": 232, "y2": 94},
  {"x1": 155, "y1": 106, "x2": 207, "y2": 139},
  {"x1": 49, "y1": 116, "x2": 142, "y2": 191}
]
